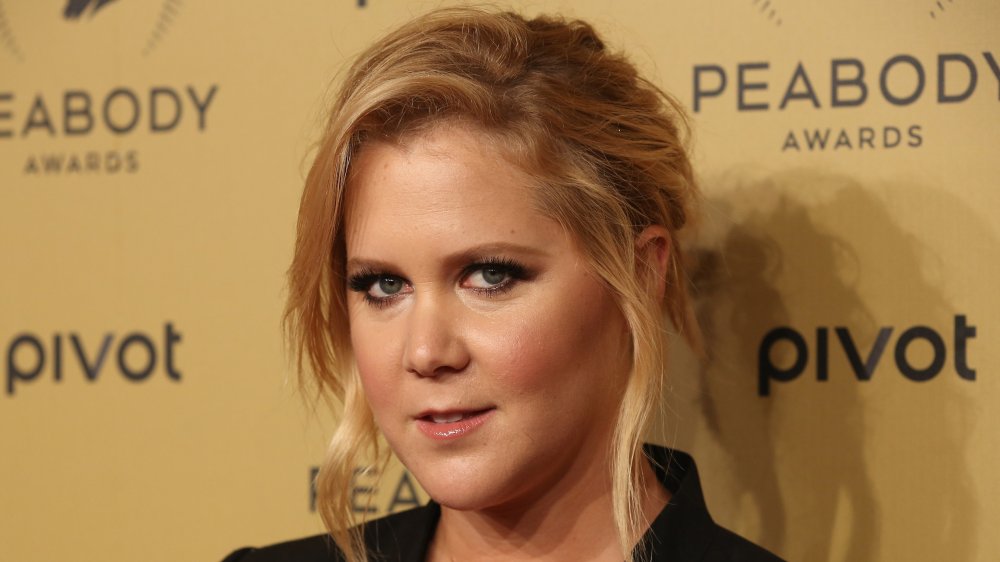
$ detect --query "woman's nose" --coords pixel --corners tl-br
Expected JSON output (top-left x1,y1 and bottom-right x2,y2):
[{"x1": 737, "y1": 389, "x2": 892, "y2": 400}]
[{"x1": 401, "y1": 292, "x2": 470, "y2": 378}]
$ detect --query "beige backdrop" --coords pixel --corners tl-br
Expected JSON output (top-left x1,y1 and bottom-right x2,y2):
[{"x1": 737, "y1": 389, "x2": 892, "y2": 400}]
[{"x1": 1, "y1": 1, "x2": 996, "y2": 561}]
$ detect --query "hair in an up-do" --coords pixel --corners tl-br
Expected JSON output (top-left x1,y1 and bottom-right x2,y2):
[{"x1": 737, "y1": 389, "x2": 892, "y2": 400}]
[{"x1": 285, "y1": 7, "x2": 700, "y2": 562}]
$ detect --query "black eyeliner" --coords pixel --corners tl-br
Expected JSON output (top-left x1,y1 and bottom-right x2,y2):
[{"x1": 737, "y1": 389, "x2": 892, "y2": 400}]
[
  {"x1": 464, "y1": 256, "x2": 531, "y2": 279},
  {"x1": 462, "y1": 256, "x2": 533, "y2": 297},
  {"x1": 347, "y1": 268, "x2": 382, "y2": 293}
]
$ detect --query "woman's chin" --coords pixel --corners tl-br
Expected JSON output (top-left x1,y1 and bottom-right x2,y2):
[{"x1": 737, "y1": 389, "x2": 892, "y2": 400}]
[
  {"x1": 418, "y1": 475, "x2": 507, "y2": 512},
  {"x1": 410, "y1": 463, "x2": 526, "y2": 513}
]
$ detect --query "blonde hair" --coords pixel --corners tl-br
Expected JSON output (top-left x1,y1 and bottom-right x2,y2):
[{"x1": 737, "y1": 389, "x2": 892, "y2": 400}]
[{"x1": 285, "y1": 7, "x2": 699, "y2": 562}]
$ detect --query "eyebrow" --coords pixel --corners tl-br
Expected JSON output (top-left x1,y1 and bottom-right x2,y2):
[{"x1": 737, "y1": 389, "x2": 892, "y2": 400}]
[{"x1": 346, "y1": 242, "x2": 552, "y2": 273}]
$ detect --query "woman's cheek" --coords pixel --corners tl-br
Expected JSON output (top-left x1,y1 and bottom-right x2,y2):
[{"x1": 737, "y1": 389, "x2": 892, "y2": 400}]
[
  {"x1": 352, "y1": 326, "x2": 400, "y2": 408},
  {"x1": 504, "y1": 283, "x2": 624, "y2": 393},
  {"x1": 472, "y1": 310, "x2": 558, "y2": 391}
]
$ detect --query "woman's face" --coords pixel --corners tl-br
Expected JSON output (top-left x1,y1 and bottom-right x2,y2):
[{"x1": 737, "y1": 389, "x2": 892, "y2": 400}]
[{"x1": 344, "y1": 123, "x2": 631, "y2": 512}]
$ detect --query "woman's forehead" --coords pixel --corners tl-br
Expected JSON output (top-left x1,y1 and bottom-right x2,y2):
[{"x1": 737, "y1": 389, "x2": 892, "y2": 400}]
[{"x1": 342, "y1": 123, "x2": 565, "y2": 259}]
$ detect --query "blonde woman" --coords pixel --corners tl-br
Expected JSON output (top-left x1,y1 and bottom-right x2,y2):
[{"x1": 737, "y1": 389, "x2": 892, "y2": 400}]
[{"x1": 226, "y1": 7, "x2": 782, "y2": 562}]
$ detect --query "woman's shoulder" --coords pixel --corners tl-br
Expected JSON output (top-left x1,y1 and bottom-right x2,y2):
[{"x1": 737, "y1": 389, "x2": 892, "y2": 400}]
[
  {"x1": 643, "y1": 444, "x2": 785, "y2": 562},
  {"x1": 221, "y1": 534, "x2": 334, "y2": 562},
  {"x1": 701, "y1": 526, "x2": 785, "y2": 562},
  {"x1": 221, "y1": 503, "x2": 439, "y2": 562}
]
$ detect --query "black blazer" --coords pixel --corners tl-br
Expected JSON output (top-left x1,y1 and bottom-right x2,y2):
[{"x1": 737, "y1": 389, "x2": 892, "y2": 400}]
[{"x1": 224, "y1": 445, "x2": 784, "y2": 561}]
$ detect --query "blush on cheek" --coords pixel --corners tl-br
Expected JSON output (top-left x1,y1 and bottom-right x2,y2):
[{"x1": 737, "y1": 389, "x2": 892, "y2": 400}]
[
  {"x1": 536, "y1": 282, "x2": 629, "y2": 390},
  {"x1": 352, "y1": 335, "x2": 398, "y2": 410},
  {"x1": 467, "y1": 316, "x2": 549, "y2": 387},
  {"x1": 491, "y1": 294, "x2": 619, "y2": 391}
]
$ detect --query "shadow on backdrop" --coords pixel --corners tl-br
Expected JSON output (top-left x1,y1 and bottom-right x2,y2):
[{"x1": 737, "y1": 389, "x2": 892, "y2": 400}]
[{"x1": 685, "y1": 169, "x2": 980, "y2": 561}]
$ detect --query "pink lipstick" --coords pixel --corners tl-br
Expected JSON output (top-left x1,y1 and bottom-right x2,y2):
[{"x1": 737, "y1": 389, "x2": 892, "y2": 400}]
[{"x1": 415, "y1": 408, "x2": 494, "y2": 441}]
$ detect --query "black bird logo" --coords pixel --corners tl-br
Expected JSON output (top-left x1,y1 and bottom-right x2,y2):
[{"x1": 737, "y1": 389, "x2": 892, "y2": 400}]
[{"x1": 64, "y1": 0, "x2": 118, "y2": 20}]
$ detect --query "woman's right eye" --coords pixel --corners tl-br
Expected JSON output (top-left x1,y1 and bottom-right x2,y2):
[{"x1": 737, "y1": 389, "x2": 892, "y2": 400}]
[
  {"x1": 369, "y1": 276, "x2": 405, "y2": 298},
  {"x1": 348, "y1": 272, "x2": 410, "y2": 306}
]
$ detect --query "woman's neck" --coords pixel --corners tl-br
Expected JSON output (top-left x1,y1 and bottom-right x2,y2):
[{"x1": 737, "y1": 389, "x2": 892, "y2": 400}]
[{"x1": 426, "y1": 448, "x2": 670, "y2": 562}]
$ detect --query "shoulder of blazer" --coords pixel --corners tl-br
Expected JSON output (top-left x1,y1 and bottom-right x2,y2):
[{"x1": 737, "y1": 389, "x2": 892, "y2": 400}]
[
  {"x1": 219, "y1": 534, "x2": 336, "y2": 562},
  {"x1": 220, "y1": 503, "x2": 439, "y2": 562}
]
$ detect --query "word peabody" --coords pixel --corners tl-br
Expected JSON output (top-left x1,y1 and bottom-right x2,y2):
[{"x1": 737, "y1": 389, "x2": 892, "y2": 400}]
[
  {"x1": 309, "y1": 466, "x2": 423, "y2": 515},
  {"x1": 0, "y1": 86, "x2": 218, "y2": 138},
  {"x1": 5, "y1": 323, "x2": 183, "y2": 396},
  {"x1": 693, "y1": 53, "x2": 1000, "y2": 111},
  {"x1": 758, "y1": 315, "x2": 977, "y2": 396}
]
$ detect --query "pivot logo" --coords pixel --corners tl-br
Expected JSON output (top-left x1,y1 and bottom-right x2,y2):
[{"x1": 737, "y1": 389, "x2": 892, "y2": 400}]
[
  {"x1": 758, "y1": 315, "x2": 977, "y2": 396},
  {"x1": 5, "y1": 322, "x2": 183, "y2": 396},
  {"x1": 309, "y1": 466, "x2": 423, "y2": 515}
]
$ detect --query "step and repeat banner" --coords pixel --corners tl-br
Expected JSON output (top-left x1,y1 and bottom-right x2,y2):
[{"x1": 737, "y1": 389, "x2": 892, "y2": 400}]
[{"x1": 1, "y1": 1, "x2": 996, "y2": 561}]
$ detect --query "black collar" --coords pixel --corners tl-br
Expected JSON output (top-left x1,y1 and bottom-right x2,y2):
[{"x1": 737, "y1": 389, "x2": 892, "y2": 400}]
[
  {"x1": 226, "y1": 444, "x2": 782, "y2": 561},
  {"x1": 641, "y1": 444, "x2": 717, "y2": 561},
  {"x1": 362, "y1": 445, "x2": 720, "y2": 561}
]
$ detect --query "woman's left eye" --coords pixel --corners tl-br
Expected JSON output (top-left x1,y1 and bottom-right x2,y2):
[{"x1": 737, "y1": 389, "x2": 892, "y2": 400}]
[
  {"x1": 465, "y1": 266, "x2": 512, "y2": 289},
  {"x1": 461, "y1": 259, "x2": 528, "y2": 293}
]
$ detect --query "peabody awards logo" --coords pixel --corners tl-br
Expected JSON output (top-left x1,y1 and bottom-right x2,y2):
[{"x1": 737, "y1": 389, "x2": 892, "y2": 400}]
[
  {"x1": 309, "y1": 465, "x2": 424, "y2": 516},
  {"x1": 0, "y1": 0, "x2": 219, "y2": 175},
  {"x1": 690, "y1": 3, "x2": 998, "y2": 152}
]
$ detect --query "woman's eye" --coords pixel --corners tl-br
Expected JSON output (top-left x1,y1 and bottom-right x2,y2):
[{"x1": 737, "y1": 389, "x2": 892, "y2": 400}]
[
  {"x1": 369, "y1": 276, "x2": 405, "y2": 298},
  {"x1": 463, "y1": 262, "x2": 523, "y2": 291},
  {"x1": 470, "y1": 267, "x2": 509, "y2": 288},
  {"x1": 348, "y1": 272, "x2": 409, "y2": 305}
]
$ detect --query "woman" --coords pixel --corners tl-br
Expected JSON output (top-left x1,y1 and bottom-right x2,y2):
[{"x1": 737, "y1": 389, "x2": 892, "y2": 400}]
[{"x1": 226, "y1": 7, "x2": 782, "y2": 562}]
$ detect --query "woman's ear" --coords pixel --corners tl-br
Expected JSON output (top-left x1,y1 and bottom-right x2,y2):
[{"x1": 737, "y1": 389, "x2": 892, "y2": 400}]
[{"x1": 635, "y1": 225, "x2": 671, "y2": 303}]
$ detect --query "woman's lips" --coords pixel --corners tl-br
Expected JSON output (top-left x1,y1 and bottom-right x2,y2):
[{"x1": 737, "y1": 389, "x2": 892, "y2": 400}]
[{"x1": 414, "y1": 408, "x2": 495, "y2": 441}]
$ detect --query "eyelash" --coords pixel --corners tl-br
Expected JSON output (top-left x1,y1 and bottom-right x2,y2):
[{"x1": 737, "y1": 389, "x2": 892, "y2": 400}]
[
  {"x1": 347, "y1": 269, "x2": 400, "y2": 309},
  {"x1": 346, "y1": 257, "x2": 530, "y2": 309},
  {"x1": 464, "y1": 257, "x2": 528, "y2": 295}
]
